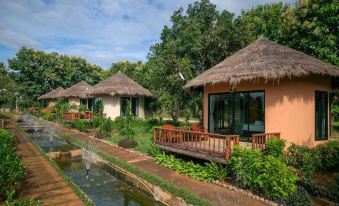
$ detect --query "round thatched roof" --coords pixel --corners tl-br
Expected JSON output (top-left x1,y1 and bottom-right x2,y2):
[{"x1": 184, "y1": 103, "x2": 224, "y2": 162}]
[
  {"x1": 61, "y1": 81, "x2": 92, "y2": 98},
  {"x1": 184, "y1": 37, "x2": 339, "y2": 88},
  {"x1": 37, "y1": 86, "x2": 65, "y2": 100},
  {"x1": 86, "y1": 71, "x2": 153, "y2": 97}
]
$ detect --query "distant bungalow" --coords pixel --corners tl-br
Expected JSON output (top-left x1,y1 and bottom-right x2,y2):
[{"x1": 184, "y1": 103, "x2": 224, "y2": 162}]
[
  {"x1": 184, "y1": 37, "x2": 339, "y2": 147},
  {"x1": 61, "y1": 81, "x2": 94, "y2": 111},
  {"x1": 86, "y1": 71, "x2": 153, "y2": 119},
  {"x1": 38, "y1": 86, "x2": 65, "y2": 108}
]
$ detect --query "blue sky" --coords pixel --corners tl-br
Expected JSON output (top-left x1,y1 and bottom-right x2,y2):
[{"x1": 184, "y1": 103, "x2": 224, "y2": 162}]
[{"x1": 0, "y1": 0, "x2": 295, "y2": 68}]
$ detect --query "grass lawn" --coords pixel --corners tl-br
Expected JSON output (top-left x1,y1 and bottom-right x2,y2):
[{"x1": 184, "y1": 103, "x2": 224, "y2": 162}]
[{"x1": 105, "y1": 118, "x2": 194, "y2": 155}]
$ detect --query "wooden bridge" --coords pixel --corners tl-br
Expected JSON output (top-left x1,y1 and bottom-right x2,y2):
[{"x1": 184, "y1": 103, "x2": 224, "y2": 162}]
[{"x1": 153, "y1": 126, "x2": 280, "y2": 164}]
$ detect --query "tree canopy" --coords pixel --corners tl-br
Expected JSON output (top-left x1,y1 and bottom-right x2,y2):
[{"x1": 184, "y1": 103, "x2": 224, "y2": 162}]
[
  {"x1": 3, "y1": 0, "x2": 338, "y2": 119},
  {"x1": 8, "y1": 47, "x2": 105, "y2": 105},
  {"x1": 0, "y1": 62, "x2": 16, "y2": 109}
]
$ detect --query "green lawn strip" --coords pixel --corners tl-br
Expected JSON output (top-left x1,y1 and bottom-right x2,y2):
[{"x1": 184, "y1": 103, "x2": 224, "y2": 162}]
[
  {"x1": 58, "y1": 131, "x2": 215, "y2": 206},
  {"x1": 14, "y1": 123, "x2": 94, "y2": 206},
  {"x1": 105, "y1": 132, "x2": 154, "y2": 155}
]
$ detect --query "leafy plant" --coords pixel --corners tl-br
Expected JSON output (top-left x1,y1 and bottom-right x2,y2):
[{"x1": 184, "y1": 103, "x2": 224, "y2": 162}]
[
  {"x1": 72, "y1": 119, "x2": 89, "y2": 132},
  {"x1": 0, "y1": 129, "x2": 25, "y2": 201},
  {"x1": 286, "y1": 144, "x2": 321, "y2": 184},
  {"x1": 102, "y1": 117, "x2": 113, "y2": 132},
  {"x1": 283, "y1": 185, "x2": 311, "y2": 206},
  {"x1": 41, "y1": 112, "x2": 55, "y2": 121},
  {"x1": 315, "y1": 140, "x2": 339, "y2": 170},
  {"x1": 92, "y1": 116, "x2": 100, "y2": 128},
  {"x1": 77, "y1": 104, "x2": 89, "y2": 112},
  {"x1": 265, "y1": 136, "x2": 285, "y2": 157},
  {"x1": 154, "y1": 151, "x2": 228, "y2": 182},
  {"x1": 5, "y1": 189, "x2": 41, "y2": 206},
  {"x1": 229, "y1": 147, "x2": 297, "y2": 201},
  {"x1": 119, "y1": 100, "x2": 136, "y2": 140}
]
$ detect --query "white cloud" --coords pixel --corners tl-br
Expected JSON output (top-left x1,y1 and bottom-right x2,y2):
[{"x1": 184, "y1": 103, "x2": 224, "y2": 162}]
[{"x1": 0, "y1": 0, "x2": 296, "y2": 68}]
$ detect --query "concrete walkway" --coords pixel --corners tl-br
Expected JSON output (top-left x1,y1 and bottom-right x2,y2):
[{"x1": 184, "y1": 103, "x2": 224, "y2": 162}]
[
  {"x1": 6, "y1": 121, "x2": 85, "y2": 206},
  {"x1": 37, "y1": 118, "x2": 268, "y2": 206}
]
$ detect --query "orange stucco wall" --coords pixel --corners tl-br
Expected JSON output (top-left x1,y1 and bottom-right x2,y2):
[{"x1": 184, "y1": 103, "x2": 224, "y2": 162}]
[{"x1": 203, "y1": 75, "x2": 331, "y2": 147}]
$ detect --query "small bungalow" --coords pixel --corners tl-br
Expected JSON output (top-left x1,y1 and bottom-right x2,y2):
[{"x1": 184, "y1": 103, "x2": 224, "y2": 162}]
[
  {"x1": 38, "y1": 86, "x2": 66, "y2": 108},
  {"x1": 184, "y1": 37, "x2": 339, "y2": 147},
  {"x1": 86, "y1": 71, "x2": 153, "y2": 119},
  {"x1": 61, "y1": 81, "x2": 94, "y2": 111}
]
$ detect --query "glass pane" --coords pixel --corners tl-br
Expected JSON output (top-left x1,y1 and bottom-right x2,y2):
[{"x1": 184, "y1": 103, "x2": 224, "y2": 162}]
[
  {"x1": 120, "y1": 97, "x2": 129, "y2": 116},
  {"x1": 247, "y1": 92, "x2": 265, "y2": 140},
  {"x1": 209, "y1": 94, "x2": 233, "y2": 134},
  {"x1": 234, "y1": 93, "x2": 248, "y2": 140},
  {"x1": 131, "y1": 97, "x2": 139, "y2": 116},
  {"x1": 87, "y1": 99, "x2": 94, "y2": 112},
  {"x1": 80, "y1": 99, "x2": 87, "y2": 106},
  {"x1": 315, "y1": 91, "x2": 328, "y2": 140}
]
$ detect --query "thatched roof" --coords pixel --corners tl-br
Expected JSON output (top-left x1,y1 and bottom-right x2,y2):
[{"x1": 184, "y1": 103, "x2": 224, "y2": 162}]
[
  {"x1": 86, "y1": 71, "x2": 153, "y2": 97},
  {"x1": 37, "y1": 86, "x2": 65, "y2": 100},
  {"x1": 184, "y1": 37, "x2": 339, "y2": 88},
  {"x1": 61, "y1": 81, "x2": 92, "y2": 98}
]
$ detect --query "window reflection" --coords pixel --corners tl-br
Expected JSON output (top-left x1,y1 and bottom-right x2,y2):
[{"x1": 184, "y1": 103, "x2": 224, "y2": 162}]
[{"x1": 209, "y1": 91, "x2": 265, "y2": 141}]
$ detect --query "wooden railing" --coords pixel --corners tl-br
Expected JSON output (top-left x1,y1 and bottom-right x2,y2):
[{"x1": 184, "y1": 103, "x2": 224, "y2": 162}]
[
  {"x1": 154, "y1": 127, "x2": 239, "y2": 160},
  {"x1": 62, "y1": 112, "x2": 102, "y2": 121},
  {"x1": 62, "y1": 112, "x2": 80, "y2": 121},
  {"x1": 252, "y1": 133, "x2": 280, "y2": 150}
]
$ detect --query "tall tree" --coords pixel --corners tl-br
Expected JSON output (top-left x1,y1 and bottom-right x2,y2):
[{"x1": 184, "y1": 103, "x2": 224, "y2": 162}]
[
  {"x1": 235, "y1": 3, "x2": 288, "y2": 44},
  {"x1": 106, "y1": 61, "x2": 144, "y2": 82},
  {"x1": 0, "y1": 62, "x2": 16, "y2": 109},
  {"x1": 145, "y1": 0, "x2": 242, "y2": 122},
  {"x1": 235, "y1": 0, "x2": 338, "y2": 66},
  {"x1": 8, "y1": 47, "x2": 105, "y2": 104},
  {"x1": 279, "y1": 0, "x2": 338, "y2": 66}
]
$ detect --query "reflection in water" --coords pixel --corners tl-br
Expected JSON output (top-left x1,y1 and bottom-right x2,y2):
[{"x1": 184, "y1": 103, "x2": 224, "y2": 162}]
[
  {"x1": 58, "y1": 159, "x2": 162, "y2": 206},
  {"x1": 21, "y1": 120, "x2": 163, "y2": 206}
]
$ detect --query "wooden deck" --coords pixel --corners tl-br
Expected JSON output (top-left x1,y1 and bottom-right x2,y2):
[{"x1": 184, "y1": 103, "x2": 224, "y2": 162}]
[{"x1": 154, "y1": 127, "x2": 280, "y2": 164}]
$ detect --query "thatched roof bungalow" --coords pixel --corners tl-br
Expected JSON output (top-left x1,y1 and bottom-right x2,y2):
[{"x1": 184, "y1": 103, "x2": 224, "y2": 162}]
[
  {"x1": 86, "y1": 71, "x2": 153, "y2": 119},
  {"x1": 185, "y1": 37, "x2": 339, "y2": 147},
  {"x1": 61, "y1": 81, "x2": 94, "y2": 110},
  {"x1": 38, "y1": 86, "x2": 65, "y2": 108}
]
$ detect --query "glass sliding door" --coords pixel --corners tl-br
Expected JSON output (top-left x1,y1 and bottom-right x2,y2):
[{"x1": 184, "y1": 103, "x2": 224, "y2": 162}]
[
  {"x1": 234, "y1": 93, "x2": 248, "y2": 139},
  {"x1": 315, "y1": 91, "x2": 328, "y2": 140},
  {"x1": 120, "y1": 97, "x2": 139, "y2": 116},
  {"x1": 208, "y1": 91, "x2": 265, "y2": 141},
  {"x1": 208, "y1": 94, "x2": 233, "y2": 134}
]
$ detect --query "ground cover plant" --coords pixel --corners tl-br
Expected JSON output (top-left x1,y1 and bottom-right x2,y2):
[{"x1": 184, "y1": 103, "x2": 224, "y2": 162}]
[
  {"x1": 153, "y1": 149, "x2": 228, "y2": 182},
  {"x1": 0, "y1": 129, "x2": 26, "y2": 201}
]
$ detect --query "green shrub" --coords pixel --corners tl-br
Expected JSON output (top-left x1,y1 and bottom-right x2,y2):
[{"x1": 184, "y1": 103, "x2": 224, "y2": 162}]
[
  {"x1": 72, "y1": 119, "x2": 89, "y2": 132},
  {"x1": 286, "y1": 144, "x2": 321, "y2": 184},
  {"x1": 92, "y1": 116, "x2": 100, "y2": 128},
  {"x1": 230, "y1": 147, "x2": 297, "y2": 201},
  {"x1": 154, "y1": 151, "x2": 228, "y2": 182},
  {"x1": 41, "y1": 112, "x2": 55, "y2": 121},
  {"x1": 284, "y1": 185, "x2": 311, "y2": 206},
  {"x1": 330, "y1": 173, "x2": 339, "y2": 199},
  {"x1": 103, "y1": 117, "x2": 114, "y2": 132},
  {"x1": 0, "y1": 129, "x2": 26, "y2": 201},
  {"x1": 315, "y1": 140, "x2": 339, "y2": 170},
  {"x1": 5, "y1": 189, "x2": 41, "y2": 206},
  {"x1": 266, "y1": 136, "x2": 285, "y2": 157}
]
